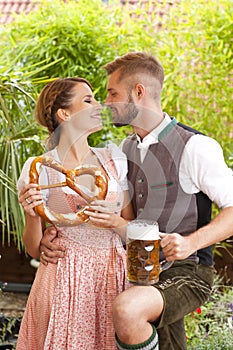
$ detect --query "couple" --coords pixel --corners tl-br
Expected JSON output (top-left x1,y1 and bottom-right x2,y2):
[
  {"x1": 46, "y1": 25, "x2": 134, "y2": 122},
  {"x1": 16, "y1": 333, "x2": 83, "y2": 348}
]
[{"x1": 17, "y1": 52, "x2": 233, "y2": 350}]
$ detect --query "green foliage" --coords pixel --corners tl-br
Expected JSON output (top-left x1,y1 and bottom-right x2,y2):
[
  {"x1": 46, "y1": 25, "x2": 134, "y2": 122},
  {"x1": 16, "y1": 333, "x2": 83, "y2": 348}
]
[
  {"x1": 157, "y1": 0, "x2": 233, "y2": 164},
  {"x1": 185, "y1": 278, "x2": 233, "y2": 349},
  {"x1": 1, "y1": 0, "x2": 232, "y2": 155},
  {"x1": 0, "y1": 59, "x2": 59, "y2": 249},
  {"x1": 1, "y1": 0, "x2": 231, "y2": 157},
  {"x1": 0, "y1": 0, "x2": 232, "y2": 247},
  {"x1": 1, "y1": 0, "x2": 154, "y2": 98}
]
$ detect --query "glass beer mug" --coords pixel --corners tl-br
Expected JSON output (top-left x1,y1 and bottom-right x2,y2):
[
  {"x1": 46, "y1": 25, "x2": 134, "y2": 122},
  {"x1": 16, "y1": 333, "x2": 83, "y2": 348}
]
[{"x1": 126, "y1": 219, "x2": 174, "y2": 285}]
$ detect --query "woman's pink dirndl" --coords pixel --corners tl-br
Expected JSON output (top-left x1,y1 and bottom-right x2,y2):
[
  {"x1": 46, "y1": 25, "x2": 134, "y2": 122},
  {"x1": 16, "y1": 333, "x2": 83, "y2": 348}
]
[{"x1": 16, "y1": 146, "x2": 130, "y2": 350}]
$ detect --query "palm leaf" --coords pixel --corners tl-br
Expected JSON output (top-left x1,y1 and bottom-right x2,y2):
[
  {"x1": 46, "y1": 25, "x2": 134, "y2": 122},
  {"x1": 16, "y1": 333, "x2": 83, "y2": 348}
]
[{"x1": 0, "y1": 58, "x2": 58, "y2": 249}]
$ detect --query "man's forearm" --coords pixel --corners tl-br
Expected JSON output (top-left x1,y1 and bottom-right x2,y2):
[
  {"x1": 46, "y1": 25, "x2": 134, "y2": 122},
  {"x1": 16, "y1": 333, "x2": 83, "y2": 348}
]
[
  {"x1": 160, "y1": 206, "x2": 233, "y2": 261},
  {"x1": 190, "y1": 206, "x2": 233, "y2": 251}
]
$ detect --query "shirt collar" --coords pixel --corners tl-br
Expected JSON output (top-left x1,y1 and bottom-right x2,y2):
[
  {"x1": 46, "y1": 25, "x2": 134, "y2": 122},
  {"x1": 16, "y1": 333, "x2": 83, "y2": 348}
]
[{"x1": 136, "y1": 113, "x2": 171, "y2": 149}]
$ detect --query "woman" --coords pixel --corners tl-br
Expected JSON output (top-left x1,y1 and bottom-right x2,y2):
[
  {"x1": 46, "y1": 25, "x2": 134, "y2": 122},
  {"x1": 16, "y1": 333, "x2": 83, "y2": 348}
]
[{"x1": 17, "y1": 77, "x2": 134, "y2": 350}]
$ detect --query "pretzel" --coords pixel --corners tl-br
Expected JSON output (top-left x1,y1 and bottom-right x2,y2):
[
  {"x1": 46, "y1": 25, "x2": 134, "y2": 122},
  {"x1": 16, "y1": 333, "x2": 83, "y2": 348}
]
[{"x1": 29, "y1": 155, "x2": 108, "y2": 226}]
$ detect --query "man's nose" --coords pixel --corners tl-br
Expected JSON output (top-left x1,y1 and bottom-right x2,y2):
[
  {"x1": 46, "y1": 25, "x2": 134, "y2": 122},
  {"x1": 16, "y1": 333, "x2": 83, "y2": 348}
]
[{"x1": 104, "y1": 96, "x2": 111, "y2": 105}]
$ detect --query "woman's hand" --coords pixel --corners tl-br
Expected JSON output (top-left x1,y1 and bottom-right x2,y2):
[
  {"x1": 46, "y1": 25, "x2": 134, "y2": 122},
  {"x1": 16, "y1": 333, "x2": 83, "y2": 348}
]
[
  {"x1": 18, "y1": 183, "x2": 43, "y2": 216},
  {"x1": 84, "y1": 200, "x2": 125, "y2": 229}
]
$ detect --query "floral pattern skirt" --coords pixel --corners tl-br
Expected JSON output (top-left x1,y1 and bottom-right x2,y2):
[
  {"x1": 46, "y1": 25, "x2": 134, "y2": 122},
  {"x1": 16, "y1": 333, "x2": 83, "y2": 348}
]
[{"x1": 16, "y1": 227, "x2": 129, "y2": 350}]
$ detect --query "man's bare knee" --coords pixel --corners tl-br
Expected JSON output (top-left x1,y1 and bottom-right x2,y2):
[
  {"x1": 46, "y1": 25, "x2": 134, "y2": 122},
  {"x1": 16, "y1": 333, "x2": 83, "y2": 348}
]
[
  {"x1": 112, "y1": 286, "x2": 163, "y2": 343},
  {"x1": 113, "y1": 286, "x2": 164, "y2": 325}
]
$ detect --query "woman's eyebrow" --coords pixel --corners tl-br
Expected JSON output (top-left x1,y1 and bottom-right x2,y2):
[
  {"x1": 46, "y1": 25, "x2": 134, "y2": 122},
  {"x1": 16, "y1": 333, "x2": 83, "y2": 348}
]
[{"x1": 83, "y1": 94, "x2": 93, "y2": 98}]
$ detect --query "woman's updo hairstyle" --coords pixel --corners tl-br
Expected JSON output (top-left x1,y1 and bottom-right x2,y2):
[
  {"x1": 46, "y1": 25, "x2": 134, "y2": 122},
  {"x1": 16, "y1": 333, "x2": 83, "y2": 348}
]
[{"x1": 35, "y1": 77, "x2": 93, "y2": 149}]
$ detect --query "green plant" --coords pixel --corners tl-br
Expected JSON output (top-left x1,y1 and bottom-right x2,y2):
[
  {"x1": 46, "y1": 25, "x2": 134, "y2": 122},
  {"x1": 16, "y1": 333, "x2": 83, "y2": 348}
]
[
  {"x1": 0, "y1": 315, "x2": 21, "y2": 344},
  {"x1": 158, "y1": 0, "x2": 233, "y2": 165},
  {"x1": 2, "y1": 0, "x2": 231, "y2": 161},
  {"x1": 0, "y1": 58, "x2": 60, "y2": 249},
  {"x1": 185, "y1": 278, "x2": 233, "y2": 349}
]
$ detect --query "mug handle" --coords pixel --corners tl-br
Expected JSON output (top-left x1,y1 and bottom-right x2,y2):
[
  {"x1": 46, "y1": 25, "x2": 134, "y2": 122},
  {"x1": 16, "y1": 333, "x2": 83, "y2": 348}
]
[
  {"x1": 159, "y1": 232, "x2": 174, "y2": 272},
  {"x1": 160, "y1": 259, "x2": 174, "y2": 272}
]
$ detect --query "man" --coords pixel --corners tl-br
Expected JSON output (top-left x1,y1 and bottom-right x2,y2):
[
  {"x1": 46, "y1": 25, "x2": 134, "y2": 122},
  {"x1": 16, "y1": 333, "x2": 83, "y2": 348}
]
[{"x1": 40, "y1": 52, "x2": 233, "y2": 350}]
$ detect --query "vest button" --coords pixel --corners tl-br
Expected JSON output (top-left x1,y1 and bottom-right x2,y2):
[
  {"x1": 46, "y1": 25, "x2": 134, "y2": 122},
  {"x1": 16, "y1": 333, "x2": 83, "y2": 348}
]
[
  {"x1": 138, "y1": 178, "x2": 144, "y2": 183},
  {"x1": 138, "y1": 193, "x2": 144, "y2": 198}
]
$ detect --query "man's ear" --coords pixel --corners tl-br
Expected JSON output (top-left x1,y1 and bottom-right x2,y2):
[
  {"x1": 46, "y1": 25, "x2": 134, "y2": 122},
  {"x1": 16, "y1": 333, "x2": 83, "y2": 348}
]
[
  {"x1": 57, "y1": 108, "x2": 70, "y2": 121},
  {"x1": 134, "y1": 83, "x2": 145, "y2": 99}
]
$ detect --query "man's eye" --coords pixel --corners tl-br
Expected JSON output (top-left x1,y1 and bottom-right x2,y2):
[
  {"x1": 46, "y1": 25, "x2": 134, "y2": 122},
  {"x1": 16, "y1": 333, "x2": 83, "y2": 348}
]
[{"x1": 85, "y1": 100, "x2": 92, "y2": 104}]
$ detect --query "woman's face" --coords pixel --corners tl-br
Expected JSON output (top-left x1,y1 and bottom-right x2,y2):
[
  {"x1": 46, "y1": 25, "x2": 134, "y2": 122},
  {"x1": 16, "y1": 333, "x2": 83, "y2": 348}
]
[{"x1": 65, "y1": 82, "x2": 102, "y2": 133}]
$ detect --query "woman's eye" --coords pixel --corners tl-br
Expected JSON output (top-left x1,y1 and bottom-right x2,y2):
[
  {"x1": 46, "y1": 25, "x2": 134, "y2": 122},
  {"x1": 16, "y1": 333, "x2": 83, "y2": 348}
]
[{"x1": 85, "y1": 99, "x2": 92, "y2": 104}]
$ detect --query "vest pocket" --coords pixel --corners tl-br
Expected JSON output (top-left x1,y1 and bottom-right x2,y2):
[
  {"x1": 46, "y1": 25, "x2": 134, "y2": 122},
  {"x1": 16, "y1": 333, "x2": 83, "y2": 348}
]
[{"x1": 150, "y1": 181, "x2": 174, "y2": 189}]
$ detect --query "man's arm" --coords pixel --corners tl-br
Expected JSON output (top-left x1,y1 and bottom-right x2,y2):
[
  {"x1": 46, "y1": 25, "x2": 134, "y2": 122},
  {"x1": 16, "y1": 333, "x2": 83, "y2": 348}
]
[{"x1": 160, "y1": 206, "x2": 233, "y2": 261}]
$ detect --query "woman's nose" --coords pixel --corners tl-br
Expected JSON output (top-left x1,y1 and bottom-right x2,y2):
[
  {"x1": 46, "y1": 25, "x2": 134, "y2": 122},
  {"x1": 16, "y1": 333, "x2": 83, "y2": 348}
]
[{"x1": 94, "y1": 99, "x2": 101, "y2": 107}]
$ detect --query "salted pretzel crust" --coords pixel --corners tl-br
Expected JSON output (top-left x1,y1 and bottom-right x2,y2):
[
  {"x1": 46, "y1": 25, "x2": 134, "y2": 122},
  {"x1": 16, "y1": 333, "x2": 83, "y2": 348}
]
[{"x1": 29, "y1": 155, "x2": 108, "y2": 226}]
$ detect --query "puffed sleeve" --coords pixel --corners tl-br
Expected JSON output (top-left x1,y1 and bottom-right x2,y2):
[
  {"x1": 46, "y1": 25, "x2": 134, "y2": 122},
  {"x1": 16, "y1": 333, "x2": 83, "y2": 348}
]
[
  {"x1": 107, "y1": 142, "x2": 128, "y2": 191},
  {"x1": 17, "y1": 157, "x2": 35, "y2": 193}
]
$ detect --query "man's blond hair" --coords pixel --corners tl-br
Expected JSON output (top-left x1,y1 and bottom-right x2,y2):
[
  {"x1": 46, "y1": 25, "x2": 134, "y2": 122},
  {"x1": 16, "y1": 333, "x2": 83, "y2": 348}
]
[{"x1": 103, "y1": 52, "x2": 164, "y2": 88}]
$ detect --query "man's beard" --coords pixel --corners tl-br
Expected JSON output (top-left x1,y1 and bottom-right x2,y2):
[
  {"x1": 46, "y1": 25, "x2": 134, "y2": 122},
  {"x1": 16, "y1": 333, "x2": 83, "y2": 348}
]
[{"x1": 113, "y1": 94, "x2": 139, "y2": 127}]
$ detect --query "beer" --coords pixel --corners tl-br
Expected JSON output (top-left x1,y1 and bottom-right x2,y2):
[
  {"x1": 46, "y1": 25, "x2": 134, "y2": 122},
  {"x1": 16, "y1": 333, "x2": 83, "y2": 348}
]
[
  {"x1": 127, "y1": 238, "x2": 161, "y2": 284},
  {"x1": 126, "y1": 220, "x2": 173, "y2": 285}
]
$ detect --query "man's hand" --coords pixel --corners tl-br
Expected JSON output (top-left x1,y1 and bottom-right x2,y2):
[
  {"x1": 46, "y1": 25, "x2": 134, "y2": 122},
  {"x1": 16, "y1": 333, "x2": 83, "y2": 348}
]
[
  {"x1": 40, "y1": 226, "x2": 65, "y2": 265},
  {"x1": 159, "y1": 233, "x2": 194, "y2": 261}
]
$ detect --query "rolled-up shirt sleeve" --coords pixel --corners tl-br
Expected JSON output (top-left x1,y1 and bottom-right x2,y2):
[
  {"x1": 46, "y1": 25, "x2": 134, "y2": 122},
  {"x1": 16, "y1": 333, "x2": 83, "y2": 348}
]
[{"x1": 180, "y1": 134, "x2": 233, "y2": 209}]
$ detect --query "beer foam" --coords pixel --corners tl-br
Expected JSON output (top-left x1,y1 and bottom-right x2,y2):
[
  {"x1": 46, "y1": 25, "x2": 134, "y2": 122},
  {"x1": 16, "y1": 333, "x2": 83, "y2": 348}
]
[{"x1": 127, "y1": 220, "x2": 160, "y2": 240}]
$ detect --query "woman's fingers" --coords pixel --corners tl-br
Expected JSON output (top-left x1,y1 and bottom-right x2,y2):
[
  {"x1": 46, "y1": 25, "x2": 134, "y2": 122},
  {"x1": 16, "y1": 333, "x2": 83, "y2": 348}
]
[
  {"x1": 84, "y1": 210, "x2": 110, "y2": 219},
  {"x1": 84, "y1": 209, "x2": 119, "y2": 228},
  {"x1": 19, "y1": 183, "x2": 43, "y2": 215},
  {"x1": 88, "y1": 200, "x2": 120, "y2": 214}
]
